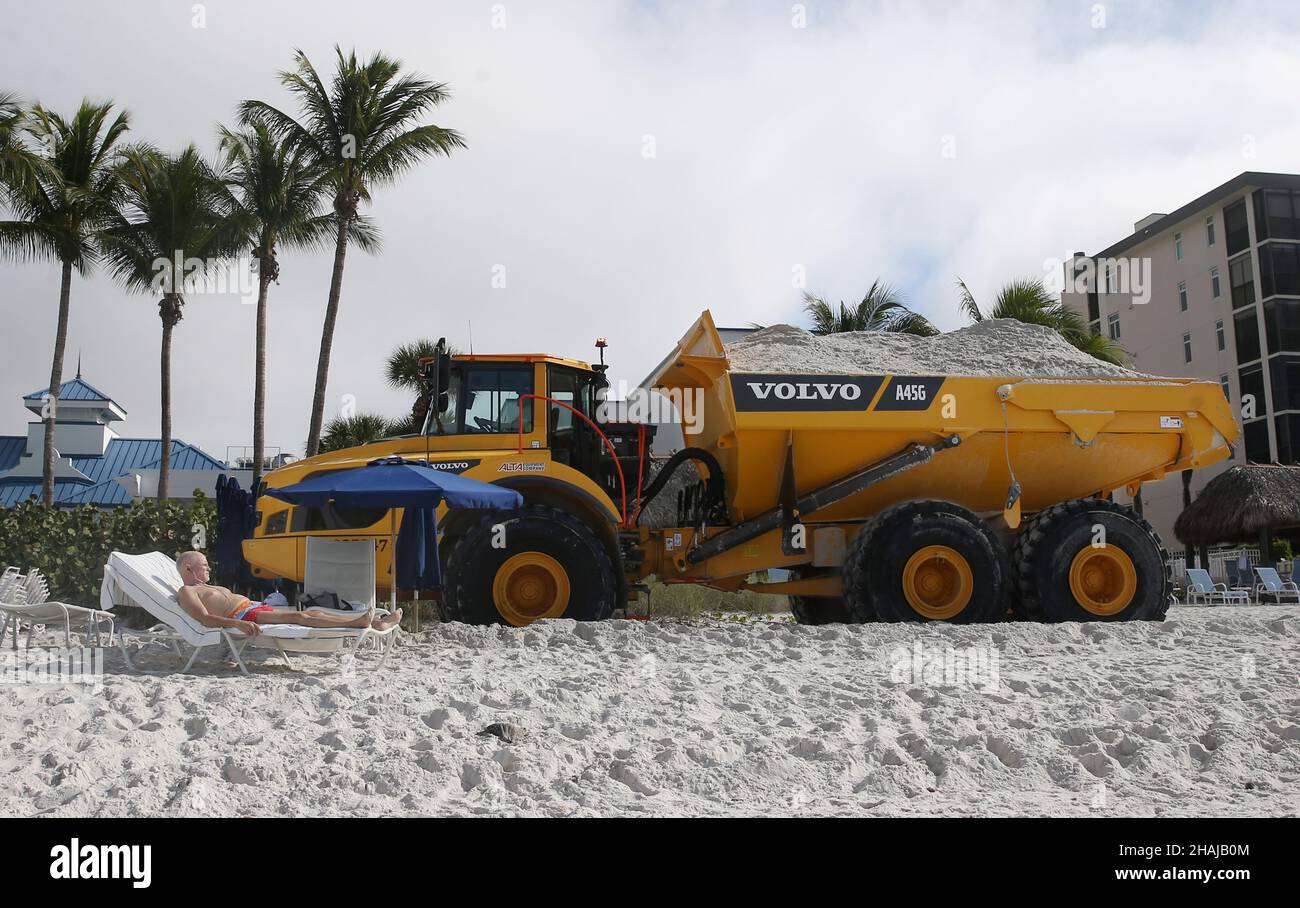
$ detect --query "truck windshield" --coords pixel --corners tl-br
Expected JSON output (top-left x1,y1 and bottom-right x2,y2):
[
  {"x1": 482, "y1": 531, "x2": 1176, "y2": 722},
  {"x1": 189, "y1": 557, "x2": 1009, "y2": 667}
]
[{"x1": 423, "y1": 365, "x2": 534, "y2": 435}]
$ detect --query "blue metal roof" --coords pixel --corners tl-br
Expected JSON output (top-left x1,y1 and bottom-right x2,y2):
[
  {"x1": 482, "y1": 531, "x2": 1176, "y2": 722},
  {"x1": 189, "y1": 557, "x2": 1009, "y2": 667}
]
[
  {"x1": 0, "y1": 437, "x2": 24, "y2": 473},
  {"x1": 23, "y1": 377, "x2": 119, "y2": 405},
  {"x1": 0, "y1": 436, "x2": 229, "y2": 507}
]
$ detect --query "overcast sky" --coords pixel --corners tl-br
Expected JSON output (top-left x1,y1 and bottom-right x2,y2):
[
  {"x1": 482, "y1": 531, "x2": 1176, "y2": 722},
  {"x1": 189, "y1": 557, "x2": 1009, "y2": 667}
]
[{"x1": 2, "y1": 0, "x2": 1298, "y2": 459}]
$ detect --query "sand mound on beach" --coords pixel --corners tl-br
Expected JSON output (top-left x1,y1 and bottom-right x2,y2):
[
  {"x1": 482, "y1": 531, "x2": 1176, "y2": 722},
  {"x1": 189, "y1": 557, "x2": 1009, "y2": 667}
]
[
  {"x1": 726, "y1": 319, "x2": 1142, "y2": 377},
  {"x1": 2, "y1": 605, "x2": 1296, "y2": 817}
]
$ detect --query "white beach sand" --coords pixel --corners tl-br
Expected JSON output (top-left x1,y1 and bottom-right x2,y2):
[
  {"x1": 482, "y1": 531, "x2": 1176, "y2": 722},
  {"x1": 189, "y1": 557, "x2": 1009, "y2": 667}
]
[
  {"x1": 726, "y1": 319, "x2": 1142, "y2": 377},
  {"x1": 2, "y1": 605, "x2": 1297, "y2": 817}
]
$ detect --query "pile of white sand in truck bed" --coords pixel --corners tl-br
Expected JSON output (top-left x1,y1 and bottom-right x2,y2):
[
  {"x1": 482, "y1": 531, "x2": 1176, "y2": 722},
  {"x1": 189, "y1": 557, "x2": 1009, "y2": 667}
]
[{"x1": 726, "y1": 319, "x2": 1141, "y2": 377}]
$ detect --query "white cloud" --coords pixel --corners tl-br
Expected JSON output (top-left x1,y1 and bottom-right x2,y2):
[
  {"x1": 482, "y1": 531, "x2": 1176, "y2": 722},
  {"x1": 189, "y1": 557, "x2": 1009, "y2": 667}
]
[{"x1": 1, "y1": 0, "x2": 1298, "y2": 457}]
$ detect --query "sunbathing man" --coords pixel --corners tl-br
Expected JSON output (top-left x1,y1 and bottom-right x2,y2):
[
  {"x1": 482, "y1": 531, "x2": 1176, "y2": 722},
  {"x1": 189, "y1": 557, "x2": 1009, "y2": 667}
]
[{"x1": 175, "y1": 551, "x2": 402, "y2": 637}]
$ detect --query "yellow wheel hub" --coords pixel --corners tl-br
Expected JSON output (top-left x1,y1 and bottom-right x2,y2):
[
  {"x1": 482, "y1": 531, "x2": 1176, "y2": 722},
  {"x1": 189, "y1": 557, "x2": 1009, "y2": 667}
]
[
  {"x1": 492, "y1": 552, "x2": 571, "y2": 626},
  {"x1": 1068, "y1": 544, "x2": 1137, "y2": 616},
  {"x1": 901, "y1": 545, "x2": 974, "y2": 620}
]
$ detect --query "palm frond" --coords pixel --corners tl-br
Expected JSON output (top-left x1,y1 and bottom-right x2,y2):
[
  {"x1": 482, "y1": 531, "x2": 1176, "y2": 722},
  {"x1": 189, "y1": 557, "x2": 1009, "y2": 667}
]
[{"x1": 956, "y1": 277, "x2": 982, "y2": 323}]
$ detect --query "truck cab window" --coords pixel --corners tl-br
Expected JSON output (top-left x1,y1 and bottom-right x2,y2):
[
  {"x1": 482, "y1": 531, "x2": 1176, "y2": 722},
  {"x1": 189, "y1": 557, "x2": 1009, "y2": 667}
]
[
  {"x1": 548, "y1": 366, "x2": 600, "y2": 472},
  {"x1": 425, "y1": 365, "x2": 533, "y2": 435}
]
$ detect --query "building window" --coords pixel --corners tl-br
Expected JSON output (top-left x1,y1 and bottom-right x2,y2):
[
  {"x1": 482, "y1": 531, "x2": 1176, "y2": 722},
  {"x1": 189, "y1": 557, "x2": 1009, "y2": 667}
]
[
  {"x1": 1275, "y1": 414, "x2": 1300, "y2": 464},
  {"x1": 1269, "y1": 355, "x2": 1300, "y2": 413},
  {"x1": 1216, "y1": 320, "x2": 1226, "y2": 351},
  {"x1": 1254, "y1": 189, "x2": 1300, "y2": 242},
  {"x1": 1220, "y1": 374, "x2": 1230, "y2": 398},
  {"x1": 1086, "y1": 290, "x2": 1100, "y2": 323},
  {"x1": 1107, "y1": 312, "x2": 1120, "y2": 340},
  {"x1": 1224, "y1": 198, "x2": 1251, "y2": 255},
  {"x1": 1230, "y1": 255, "x2": 1256, "y2": 309},
  {"x1": 1244, "y1": 419, "x2": 1271, "y2": 463},
  {"x1": 1210, "y1": 266, "x2": 1221, "y2": 298},
  {"x1": 1235, "y1": 307, "x2": 1262, "y2": 363},
  {"x1": 1258, "y1": 242, "x2": 1300, "y2": 298},
  {"x1": 1183, "y1": 332, "x2": 1192, "y2": 363},
  {"x1": 1264, "y1": 298, "x2": 1300, "y2": 355},
  {"x1": 1175, "y1": 232, "x2": 1184, "y2": 261},
  {"x1": 1178, "y1": 281, "x2": 1188, "y2": 311},
  {"x1": 1206, "y1": 215, "x2": 1216, "y2": 246},
  {"x1": 1239, "y1": 364, "x2": 1266, "y2": 420}
]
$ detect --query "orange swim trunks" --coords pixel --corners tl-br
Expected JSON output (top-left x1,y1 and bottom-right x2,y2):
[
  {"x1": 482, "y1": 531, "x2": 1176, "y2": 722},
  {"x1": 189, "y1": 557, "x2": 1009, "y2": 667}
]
[{"x1": 228, "y1": 598, "x2": 274, "y2": 623}]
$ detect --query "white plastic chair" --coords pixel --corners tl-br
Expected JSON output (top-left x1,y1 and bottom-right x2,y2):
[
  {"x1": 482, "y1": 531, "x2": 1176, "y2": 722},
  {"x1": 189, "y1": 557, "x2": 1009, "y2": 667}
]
[
  {"x1": 1254, "y1": 566, "x2": 1300, "y2": 604},
  {"x1": 1, "y1": 567, "x2": 117, "y2": 649},
  {"x1": 1185, "y1": 568, "x2": 1249, "y2": 606}
]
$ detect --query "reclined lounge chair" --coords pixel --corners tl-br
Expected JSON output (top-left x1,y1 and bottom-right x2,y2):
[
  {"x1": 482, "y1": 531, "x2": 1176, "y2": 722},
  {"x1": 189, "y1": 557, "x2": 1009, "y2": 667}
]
[
  {"x1": 100, "y1": 551, "x2": 398, "y2": 675},
  {"x1": 1184, "y1": 568, "x2": 1250, "y2": 606},
  {"x1": 1254, "y1": 566, "x2": 1300, "y2": 604}
]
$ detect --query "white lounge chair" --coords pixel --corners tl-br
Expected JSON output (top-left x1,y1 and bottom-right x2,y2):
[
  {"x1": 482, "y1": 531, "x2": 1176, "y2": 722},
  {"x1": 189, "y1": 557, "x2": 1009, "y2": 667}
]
[
  {"x1": 1184, "y1": 568, "x2": 1250, "y2": 606},
  {"x1": 304, "y1": 537, "x2": 377, "y2": 610},
  {"x1": 100, "y1": 551, "x2": 397, "y2": 675},
  {"x1": 1, "y1": 567, "x2": 117, "y2": 650},
  {"x1": 303, "y1": 537, "x2": 398, "y2": 651},
  {"x1": 1254, "y1": 566, "x2": 1300, "y2": 604}
]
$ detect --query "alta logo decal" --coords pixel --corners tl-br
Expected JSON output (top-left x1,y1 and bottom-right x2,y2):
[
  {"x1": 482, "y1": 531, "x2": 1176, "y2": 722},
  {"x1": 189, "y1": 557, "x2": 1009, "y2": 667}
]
[{"x1": 497, "y1": 462, "x2": 545, "y2": 473}]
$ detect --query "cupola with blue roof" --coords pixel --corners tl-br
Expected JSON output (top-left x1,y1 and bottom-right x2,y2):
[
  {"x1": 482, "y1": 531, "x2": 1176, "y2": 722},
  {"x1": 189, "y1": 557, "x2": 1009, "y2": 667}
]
[{"x1": 0, "y1": 363, "x2": 236, "y2": 507}]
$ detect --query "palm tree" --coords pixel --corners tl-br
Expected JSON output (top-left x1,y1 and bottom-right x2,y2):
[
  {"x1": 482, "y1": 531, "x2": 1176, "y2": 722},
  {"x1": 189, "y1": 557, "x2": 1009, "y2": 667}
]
[
  {"x1": 319, "y1": 412, "x2": 396, "y2": 453},
  {"x1": 0, "y1": 92, "x2": 36, "y2": 191},
  {"x1": 957, "y1": 276, "x2": 1128, "y2": 366},
  {"x1": 385, "y1": 339, "x2": 459, "y2": 432},
  {"x1": 101, "y1": 145, "x2": 242, "y2": 500},
  {"x1": 0, "y1": 99, "x2": 129, "y2": 505},
  {"x1": 801, "y1": 283, "x2": 938, "y2": 336},
  {"x1": 241, "y1": 46, "x2": 466, "y2": 457},
  {"x1": 217, "y1": 121, "x2": 336, "y2": 491}
]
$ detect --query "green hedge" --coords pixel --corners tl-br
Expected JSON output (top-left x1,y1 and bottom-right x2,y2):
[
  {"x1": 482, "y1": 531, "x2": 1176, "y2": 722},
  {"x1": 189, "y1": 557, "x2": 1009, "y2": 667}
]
[{"x1": 0, "y1": 494, "x2": 216, "y2": 605}]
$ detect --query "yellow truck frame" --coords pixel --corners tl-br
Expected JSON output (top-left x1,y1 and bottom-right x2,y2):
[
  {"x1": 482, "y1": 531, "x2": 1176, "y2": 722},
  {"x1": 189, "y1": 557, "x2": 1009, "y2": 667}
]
[{"x1": 245, "y1": 311, "x2": 1238, "y2": 625}]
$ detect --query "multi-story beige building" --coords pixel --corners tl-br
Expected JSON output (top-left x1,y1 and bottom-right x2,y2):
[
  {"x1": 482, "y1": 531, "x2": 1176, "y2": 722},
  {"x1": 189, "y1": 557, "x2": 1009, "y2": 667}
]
[{"x1": 1061, "y1": 171, "x2": 1300, "y2": 550}]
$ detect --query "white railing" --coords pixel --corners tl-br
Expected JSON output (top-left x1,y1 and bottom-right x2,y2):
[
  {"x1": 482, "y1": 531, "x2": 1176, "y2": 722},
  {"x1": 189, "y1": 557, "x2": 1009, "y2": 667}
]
[{"x1": 1167, "y1": 548, "x2": 1261, "y2": 585}]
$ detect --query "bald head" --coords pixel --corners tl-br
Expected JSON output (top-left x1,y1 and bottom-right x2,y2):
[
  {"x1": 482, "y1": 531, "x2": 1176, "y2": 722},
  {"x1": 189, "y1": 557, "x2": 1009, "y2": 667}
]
[{"x1": 176, "y1": 551, "x2": 210, "y2": 586}]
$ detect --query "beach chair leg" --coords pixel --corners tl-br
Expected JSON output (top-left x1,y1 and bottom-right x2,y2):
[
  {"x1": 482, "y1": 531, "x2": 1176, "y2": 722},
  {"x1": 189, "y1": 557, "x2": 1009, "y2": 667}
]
[
  {"x1": 223, "y1": 634, "x2": 250, "y2": 676},
  {"x1": 0, "y1": 615, "x2": 7, "y2": 649},
  {"x1": 274, "y1": 641, "x2": 295, "y2": 670},
  {"x1": 181, "y1": 643, "x2": 205, "y2": 673},
  {"x1": 119, "y1": 638, "x2": 138, "y2": 673},
  {"x1": 375, "y1": 631, "x2": 394, "y2": 671}
]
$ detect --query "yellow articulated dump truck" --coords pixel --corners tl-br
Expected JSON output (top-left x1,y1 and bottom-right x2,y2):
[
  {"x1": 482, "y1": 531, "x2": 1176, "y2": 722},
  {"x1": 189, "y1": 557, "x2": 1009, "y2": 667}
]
[{"x1": 244, "y1": 310, "x2": 1238, "y2": 626}]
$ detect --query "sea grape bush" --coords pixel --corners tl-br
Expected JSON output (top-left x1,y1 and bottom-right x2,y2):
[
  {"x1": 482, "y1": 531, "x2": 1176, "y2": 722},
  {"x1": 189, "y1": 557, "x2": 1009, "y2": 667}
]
[{"x1": 0, "y1": 493, "x2": 216, "y2": 605}]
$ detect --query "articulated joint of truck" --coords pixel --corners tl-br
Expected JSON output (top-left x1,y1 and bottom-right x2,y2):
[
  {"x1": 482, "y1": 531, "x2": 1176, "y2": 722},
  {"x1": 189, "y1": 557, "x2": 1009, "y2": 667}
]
[{"x1": 683, "y1": 433, "x2": 965, "y2": 568}]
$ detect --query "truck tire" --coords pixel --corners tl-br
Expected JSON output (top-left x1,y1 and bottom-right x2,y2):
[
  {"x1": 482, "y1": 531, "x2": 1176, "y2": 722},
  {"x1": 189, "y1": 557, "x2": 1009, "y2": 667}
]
[
  {"x1": 844, "y1": 500, "x2": 1008, "y2": 623},
  {"x1": 1012, "y1": 498, "x2": 1170, "y2": 622},
  {"x1": 441, "y1": 505, "x2": 618, "y2": 626}
]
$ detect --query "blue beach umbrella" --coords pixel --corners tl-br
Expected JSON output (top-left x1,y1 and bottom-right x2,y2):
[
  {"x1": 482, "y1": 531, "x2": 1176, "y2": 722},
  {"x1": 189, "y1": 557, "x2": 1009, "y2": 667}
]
[{"x1": 266, "y1": 456, "x2": 523, "y2": 616}]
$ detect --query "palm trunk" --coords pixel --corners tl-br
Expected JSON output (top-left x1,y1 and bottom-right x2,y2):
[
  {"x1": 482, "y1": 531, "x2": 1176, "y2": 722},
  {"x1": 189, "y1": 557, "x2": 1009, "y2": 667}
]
[
  {"x1": 157, "y1": 293, "x2": 183, "y2": 501},
  {"x1": 305, "y1": 216, "x2": 351, "y2": 457},
  {"x1": 159, "y1": 315, "x2": 172, "y2": 501},
  {"x1": 42, "y1": 260, "x2": 73, "y2": 506},
  {"x1": 251, "y1": 270, "x2": 271, "y2": 490}
]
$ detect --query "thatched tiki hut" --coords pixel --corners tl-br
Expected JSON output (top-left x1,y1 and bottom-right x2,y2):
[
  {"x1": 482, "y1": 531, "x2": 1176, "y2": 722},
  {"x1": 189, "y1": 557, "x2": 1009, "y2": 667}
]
[{"x1": 1174, "y1": 464, "x2": 1300, "y2": 564}]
